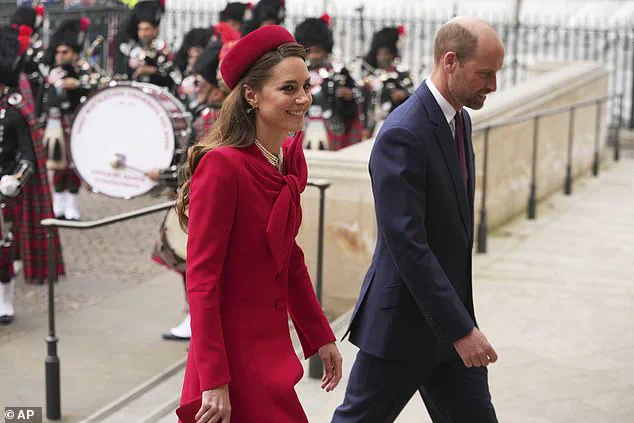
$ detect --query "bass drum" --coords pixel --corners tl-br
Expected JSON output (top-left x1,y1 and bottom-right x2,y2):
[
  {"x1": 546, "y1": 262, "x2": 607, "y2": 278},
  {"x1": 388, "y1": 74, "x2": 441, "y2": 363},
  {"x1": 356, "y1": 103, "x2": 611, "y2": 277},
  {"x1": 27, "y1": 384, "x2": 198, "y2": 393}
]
[
  {"x1": 70, "y1": 82, "x2": 191, "y2": 199},
  {"x1": 152, "y1": 208, "x2": 188, "y2": 273}
]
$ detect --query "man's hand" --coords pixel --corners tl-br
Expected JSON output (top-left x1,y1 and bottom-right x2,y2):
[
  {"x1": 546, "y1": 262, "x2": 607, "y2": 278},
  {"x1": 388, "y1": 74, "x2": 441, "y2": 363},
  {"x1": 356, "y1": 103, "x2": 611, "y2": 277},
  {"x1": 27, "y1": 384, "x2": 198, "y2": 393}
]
[
  {"x1": 145, "y1": 168, "x2": 161, "y2": 182},
  {"x1": 135, "y1": 65, "x2": 157, "y2": 77},
  {"x1": 196, "y1": 384, "x2": 231, "y2": 423},
  {"x1": 61, "y1": 78, "x2": 80, "y2": 90},
  {"x1": 0, "y1": 175, "x2": 20, "y2": 197},
  {"x1": 318, "y1": 342, "x2": 343, "y2": 392},
  {"x1": 335, "y1": 86, "x2": 354, "y2": 101},
  {"x1": 453, "y1": 328, "x2": 498, "y2": 368}
]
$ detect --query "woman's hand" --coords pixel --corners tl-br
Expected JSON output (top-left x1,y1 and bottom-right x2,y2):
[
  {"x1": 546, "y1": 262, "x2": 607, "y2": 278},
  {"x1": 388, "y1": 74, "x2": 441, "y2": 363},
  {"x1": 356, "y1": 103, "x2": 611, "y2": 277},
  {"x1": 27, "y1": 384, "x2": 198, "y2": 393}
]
[
  {"x1": 195, "y1": 384, "x2": 231, "y2": 423},
  {"x1": 318, "y1": 342, "x2": 343, "y2": 392}
]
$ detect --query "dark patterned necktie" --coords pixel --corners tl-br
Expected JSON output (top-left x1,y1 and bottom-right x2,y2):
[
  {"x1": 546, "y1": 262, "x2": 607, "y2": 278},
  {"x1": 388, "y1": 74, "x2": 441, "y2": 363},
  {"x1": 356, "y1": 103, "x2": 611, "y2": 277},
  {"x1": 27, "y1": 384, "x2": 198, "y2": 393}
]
[{"x1": 454, "y1": 111, "x2": 468, "y2": 191}]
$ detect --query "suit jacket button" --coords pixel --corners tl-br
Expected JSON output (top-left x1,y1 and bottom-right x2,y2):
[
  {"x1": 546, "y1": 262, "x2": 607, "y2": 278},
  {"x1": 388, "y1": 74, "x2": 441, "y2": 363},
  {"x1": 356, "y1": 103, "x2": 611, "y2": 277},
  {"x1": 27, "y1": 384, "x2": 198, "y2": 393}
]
[{"x1": 274, "y1": 299, "x2": 285, "y2": 311}]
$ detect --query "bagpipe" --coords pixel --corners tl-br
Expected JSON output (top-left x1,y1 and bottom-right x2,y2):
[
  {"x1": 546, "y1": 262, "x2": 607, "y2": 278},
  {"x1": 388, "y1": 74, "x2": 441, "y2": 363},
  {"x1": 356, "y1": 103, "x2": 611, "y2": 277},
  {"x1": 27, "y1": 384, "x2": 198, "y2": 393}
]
[
  {"x1": 303, "y1": 62, "x2": 363, "y2": 150},
  {"x1": 120, "y1": 38, "x2": 181, "y2": 86},
  {"x1": 360, "y1": 59, "x2": 414, "y2": 135}
]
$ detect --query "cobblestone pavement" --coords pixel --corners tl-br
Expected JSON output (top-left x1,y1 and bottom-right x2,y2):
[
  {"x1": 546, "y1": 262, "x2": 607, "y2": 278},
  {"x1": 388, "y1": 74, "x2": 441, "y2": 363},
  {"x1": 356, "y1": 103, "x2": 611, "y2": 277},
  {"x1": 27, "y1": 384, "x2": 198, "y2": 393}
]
[{"x1": 2, "y1": 186, "x2": 178, "y2": 344}]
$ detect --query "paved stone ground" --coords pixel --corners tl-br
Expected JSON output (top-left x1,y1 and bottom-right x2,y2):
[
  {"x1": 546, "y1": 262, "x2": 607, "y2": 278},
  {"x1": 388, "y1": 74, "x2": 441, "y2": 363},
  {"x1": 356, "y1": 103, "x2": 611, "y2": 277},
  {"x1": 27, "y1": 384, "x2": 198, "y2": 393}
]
[{"x1": 1, "y1": 187, "x2": 176, "y2": 346}]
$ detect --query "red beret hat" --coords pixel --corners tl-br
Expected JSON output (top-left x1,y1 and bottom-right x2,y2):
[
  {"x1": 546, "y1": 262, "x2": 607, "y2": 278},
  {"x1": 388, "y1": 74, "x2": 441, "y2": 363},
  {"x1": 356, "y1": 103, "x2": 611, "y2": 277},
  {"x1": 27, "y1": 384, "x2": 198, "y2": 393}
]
[{"x1": 220, "y1": 24, "x2": 296, "y2": 90}]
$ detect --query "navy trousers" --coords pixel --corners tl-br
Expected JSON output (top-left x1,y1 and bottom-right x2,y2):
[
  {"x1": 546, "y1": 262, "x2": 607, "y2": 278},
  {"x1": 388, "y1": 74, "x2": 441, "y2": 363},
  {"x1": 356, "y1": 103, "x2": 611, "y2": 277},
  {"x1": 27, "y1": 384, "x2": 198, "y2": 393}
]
[{"x1": 331, "y1": 350, "x2": 498, "y2": 423}]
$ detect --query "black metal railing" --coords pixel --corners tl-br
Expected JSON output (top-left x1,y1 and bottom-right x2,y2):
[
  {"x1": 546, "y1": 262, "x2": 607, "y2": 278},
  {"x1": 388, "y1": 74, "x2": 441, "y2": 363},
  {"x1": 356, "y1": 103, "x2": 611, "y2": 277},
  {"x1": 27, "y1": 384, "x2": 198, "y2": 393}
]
[
  {"x1": 475, "y1": 93, "x2": 623, "y2": 254},
  {"x1": 39, "y1": 180, "x2": 331, "y2": 420}
]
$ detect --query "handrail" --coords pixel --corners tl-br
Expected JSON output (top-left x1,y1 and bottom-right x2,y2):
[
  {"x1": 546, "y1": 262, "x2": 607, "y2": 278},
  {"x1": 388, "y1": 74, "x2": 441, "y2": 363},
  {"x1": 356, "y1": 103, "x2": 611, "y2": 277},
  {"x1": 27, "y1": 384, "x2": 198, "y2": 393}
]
[
  {"x1": 473, "y1": 94, "x2": 619, "y2": 132},
  {"x1": 474, "y1": 92, "x2": 623, "y2": 256},
  {"x1": 41, "y1": 180, "x2": 334, "y2": 231},
  {"x1": 41, "y1": 201, "x2": 175, "y2": 230}
]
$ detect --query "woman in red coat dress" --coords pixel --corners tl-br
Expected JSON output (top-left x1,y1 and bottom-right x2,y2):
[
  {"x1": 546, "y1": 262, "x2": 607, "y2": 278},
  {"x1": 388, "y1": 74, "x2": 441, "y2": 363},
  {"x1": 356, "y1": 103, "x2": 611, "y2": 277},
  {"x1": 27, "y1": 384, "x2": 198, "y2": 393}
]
[{"x1": 175, "y1": 25, "x2": 343, "y2": 423}]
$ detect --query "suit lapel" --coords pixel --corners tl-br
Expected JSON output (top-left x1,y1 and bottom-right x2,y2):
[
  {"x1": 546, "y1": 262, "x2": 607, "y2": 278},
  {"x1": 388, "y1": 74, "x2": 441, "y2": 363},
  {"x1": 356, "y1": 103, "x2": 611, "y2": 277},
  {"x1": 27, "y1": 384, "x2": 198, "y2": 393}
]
[{"x1": 417, "y1": 83, "x2": 469, "y2": 235}]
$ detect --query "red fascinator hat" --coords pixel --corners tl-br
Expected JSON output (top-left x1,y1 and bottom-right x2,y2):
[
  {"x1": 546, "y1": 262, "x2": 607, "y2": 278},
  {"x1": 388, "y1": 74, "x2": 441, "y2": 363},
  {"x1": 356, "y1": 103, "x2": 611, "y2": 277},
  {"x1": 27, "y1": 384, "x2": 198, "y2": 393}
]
[{"x1": 220, "y1": 24, "x2": 295, "y2": 90}]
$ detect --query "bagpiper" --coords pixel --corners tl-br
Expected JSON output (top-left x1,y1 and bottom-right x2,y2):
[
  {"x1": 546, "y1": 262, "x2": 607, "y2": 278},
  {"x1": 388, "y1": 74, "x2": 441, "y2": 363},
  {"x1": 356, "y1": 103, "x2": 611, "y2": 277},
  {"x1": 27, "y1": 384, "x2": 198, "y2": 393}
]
[
  {"x1": 0, "y1": 26, "x2": 64, "y2": 324},
  {"x1": 241, "y1": 0, "x2": 285, "y2": 35},
  {"x1": 41, "y1": 17, "x2": 98, "y2": 220},
  {"x1": 119, "y1": 0, "x2": 180, "y2": 92},
  {"x1": 362, "y1": 26, "x2": 415, "y2": 139},
  {"x1": 175, "y1": 28, "x2": 213, "y2": 111},
  {"x1": 219, "y1": 1, "x2": 252, "y2": 33},
  {"x1": 9, "y1": 3, "x2": 46, "y2": 116},
  {"x1": 295, "y1": 15, "x2": 364, "y2": 150}
]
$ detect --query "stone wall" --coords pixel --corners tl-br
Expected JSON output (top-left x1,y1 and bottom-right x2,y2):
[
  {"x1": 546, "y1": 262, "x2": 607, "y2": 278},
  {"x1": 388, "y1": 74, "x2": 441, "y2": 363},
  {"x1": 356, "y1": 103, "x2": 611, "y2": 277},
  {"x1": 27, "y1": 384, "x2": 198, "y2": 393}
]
[{"x1": 297, "y1": 62, "x2": 610, "y2": 319}]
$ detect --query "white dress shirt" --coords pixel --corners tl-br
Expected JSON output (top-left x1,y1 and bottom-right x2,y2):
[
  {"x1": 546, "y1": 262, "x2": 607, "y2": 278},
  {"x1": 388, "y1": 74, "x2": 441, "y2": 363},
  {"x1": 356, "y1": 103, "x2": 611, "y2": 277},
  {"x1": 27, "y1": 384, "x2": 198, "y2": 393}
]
[{"x1": 425, "y1": 78, "x2": 459, "y2": 138}]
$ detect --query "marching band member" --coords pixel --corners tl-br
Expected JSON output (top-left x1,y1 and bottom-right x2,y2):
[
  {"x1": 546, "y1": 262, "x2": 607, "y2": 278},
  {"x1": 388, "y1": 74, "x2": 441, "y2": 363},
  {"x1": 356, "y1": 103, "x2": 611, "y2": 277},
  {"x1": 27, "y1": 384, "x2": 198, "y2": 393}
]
[
  {"x1": 175, "y1": 28, "x2": 213, "y2": 80},
  {"x1": 9, "y1": 3, "x2": 46, "y2": 115},
  {"x1": 295, "y1": 15, "x2": 364, "y2": 150},
  {"x1": 41, "y1": 17, "x2": 96, "y2": 220},
  {"x1": 219, "y1": 2, "x2": 252, "y2": 33},
  {"x1": 0, "y1": 26, "x2": 64, "y2": 324},
  {"x1": 175, "y1": 28, "x2": 213, "y2": 110},
  {"x1": 122, "y1": 0, "x2": 180, "y2": 91},
  {"x1": 362, "y1": 26, "x2": 415, "y2": 139},
  {"x1": 240, "y1": 0, "x2": 285, "y2": 35}
]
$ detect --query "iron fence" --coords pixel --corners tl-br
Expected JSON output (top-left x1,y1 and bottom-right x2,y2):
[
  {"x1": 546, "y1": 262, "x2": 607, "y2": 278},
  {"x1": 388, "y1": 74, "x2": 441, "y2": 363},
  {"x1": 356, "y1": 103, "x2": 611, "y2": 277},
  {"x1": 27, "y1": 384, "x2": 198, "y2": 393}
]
[{"x1": 2, "y1": 3, "x2": 633, "y2": 127}]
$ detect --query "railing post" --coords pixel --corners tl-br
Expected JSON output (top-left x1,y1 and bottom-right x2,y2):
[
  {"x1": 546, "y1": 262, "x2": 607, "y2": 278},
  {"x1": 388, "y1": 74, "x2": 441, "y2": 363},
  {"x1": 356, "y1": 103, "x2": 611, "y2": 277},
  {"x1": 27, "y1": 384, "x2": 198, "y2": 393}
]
[
  {"x1": 614, "y1": 93, "x2": 623, "y2": 162},
  {"x1": 309, "y1": 182, "x2": 331, "y2": 379},
  {"x1": 564, "y1": 107, "x2": 576, "y2": 195},
  {"x1": 477, "y1": 128, "x2": 490, "y2": 254},
  {"x1": 528, "y1": 116, "x2": 540, "y2": 219},
  {"x1": 592, "y1": 100, "x2": 602, "y2": 177},
  {"x1": 45, "y1": 228, "x2": 61, "y2": 420}
]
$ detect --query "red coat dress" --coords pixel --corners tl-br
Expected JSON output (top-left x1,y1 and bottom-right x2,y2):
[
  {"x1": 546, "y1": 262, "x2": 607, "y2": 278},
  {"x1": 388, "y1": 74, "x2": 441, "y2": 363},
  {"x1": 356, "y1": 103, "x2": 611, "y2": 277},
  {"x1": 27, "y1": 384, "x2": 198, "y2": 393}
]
[{"x1": 179, "y1": 132, "x2": 336, "y2": 422}]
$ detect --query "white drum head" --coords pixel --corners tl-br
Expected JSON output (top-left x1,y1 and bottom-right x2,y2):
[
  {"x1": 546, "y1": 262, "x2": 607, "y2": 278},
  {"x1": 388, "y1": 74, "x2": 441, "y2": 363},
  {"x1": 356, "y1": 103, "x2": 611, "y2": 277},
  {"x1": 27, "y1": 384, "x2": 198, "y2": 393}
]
[
  {"x1": 71, "y1": 85, "x2": 175, "y2": 199},
  {"x1": 164, "y1": 208, "x2": 188, "y2": 261}
]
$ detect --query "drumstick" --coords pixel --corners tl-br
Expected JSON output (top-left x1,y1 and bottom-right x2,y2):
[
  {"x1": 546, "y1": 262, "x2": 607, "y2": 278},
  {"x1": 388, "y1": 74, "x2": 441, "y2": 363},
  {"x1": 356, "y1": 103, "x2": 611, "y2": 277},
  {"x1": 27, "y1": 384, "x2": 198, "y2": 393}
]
[{"x1": 109, "y1": 153, "x2": 147, "y2": 175}]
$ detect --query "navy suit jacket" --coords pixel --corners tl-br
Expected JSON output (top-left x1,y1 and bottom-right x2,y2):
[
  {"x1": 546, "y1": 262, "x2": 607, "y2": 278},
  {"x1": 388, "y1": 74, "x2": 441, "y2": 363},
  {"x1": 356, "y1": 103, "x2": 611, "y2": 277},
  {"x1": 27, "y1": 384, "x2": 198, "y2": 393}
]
[{"x1": 345, "y1": 81, "x2": 478, "y2": 367}]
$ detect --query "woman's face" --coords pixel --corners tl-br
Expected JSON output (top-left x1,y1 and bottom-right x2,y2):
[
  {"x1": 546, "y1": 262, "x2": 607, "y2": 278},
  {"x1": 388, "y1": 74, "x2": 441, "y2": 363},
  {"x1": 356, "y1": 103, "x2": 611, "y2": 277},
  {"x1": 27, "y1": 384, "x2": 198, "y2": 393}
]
[{"x1": 250, "y1": 57, "x2": 312, "y2": 133}]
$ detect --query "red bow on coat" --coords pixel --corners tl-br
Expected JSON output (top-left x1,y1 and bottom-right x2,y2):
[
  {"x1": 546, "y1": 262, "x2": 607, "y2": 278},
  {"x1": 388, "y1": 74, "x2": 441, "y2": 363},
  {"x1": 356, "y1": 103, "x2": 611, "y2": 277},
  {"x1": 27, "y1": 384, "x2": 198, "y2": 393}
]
[{"x1": 265, "y1": 132, "x2": 307, "y2": 274}]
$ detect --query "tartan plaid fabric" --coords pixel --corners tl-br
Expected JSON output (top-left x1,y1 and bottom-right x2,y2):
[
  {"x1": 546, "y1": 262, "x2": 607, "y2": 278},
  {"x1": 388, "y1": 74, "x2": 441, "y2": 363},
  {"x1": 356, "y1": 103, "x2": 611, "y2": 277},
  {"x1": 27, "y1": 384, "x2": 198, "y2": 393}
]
[
  {"x1": 15, "y1": 74, "x2": 65, "y2": 284},
  {"x1": 192, "y1": 106, "x2": 220, "y2": 142},
  {"x1": 52, "y1": 168, "x2": 81, "y2": 193},
  {"x1": 326, "y1": 114, "x2": 364, "y2": 150}
]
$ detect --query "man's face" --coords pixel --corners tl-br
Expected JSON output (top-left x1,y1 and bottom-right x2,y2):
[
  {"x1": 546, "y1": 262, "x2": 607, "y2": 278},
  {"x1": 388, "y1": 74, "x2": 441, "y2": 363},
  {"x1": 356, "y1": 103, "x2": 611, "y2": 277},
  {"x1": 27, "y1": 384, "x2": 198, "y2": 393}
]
[
  {"x1": 138, "y1": 22, "x2": 159, "y2": 46},
  {"x1": 306, "y1": 46, "x2": 329, "y2": 68},
  {"x1": 226, "y1": 19, "x2": 241, "y2": 32},
  {"x1": 376, "y1": 47, "x2": 394, "y2": 70},
  {"x1": 447, "y1": 34, "x2": 504, "y2": 110},
  {"x1": 187, "y1": 46, "x2": 203, "y2": 70},
  {"x1": 55, "y1": 44, "x2": 78, "y2": 66}
]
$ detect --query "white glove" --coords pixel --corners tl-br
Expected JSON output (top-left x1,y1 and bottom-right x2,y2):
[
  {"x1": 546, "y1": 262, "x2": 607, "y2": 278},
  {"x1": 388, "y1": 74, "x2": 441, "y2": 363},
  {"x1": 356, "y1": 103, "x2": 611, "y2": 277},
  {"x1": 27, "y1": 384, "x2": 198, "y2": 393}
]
[
  {"x1": 47, "y1": 67, "x2": 67, "y2": 86},
  {"x1": 0, "y1": 175, "x2": 20, "y2": 197}
]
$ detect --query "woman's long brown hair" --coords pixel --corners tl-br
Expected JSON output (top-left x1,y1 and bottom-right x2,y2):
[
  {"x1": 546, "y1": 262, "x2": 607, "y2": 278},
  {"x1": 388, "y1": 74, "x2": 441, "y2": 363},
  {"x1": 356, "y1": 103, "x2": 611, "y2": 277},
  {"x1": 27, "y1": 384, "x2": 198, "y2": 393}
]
[{"x1": 175, "y1": 42, "x2": 307, "y2": 231}]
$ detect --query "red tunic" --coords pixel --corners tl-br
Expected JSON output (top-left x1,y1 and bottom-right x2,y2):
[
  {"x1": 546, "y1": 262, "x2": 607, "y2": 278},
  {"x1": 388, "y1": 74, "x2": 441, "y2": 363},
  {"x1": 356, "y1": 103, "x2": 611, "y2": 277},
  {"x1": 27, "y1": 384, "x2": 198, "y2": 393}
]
[{"x1": 179, "y1": 132, "x2": 335, "y2": 422}]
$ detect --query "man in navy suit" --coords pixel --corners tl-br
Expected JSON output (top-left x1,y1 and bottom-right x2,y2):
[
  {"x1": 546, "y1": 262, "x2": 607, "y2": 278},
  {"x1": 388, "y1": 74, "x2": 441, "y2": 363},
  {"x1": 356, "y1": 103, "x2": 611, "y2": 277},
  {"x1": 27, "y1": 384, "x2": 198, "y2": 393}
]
[{"x1": 331, "y1": 17, "x2": 505, "y2": 422}]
